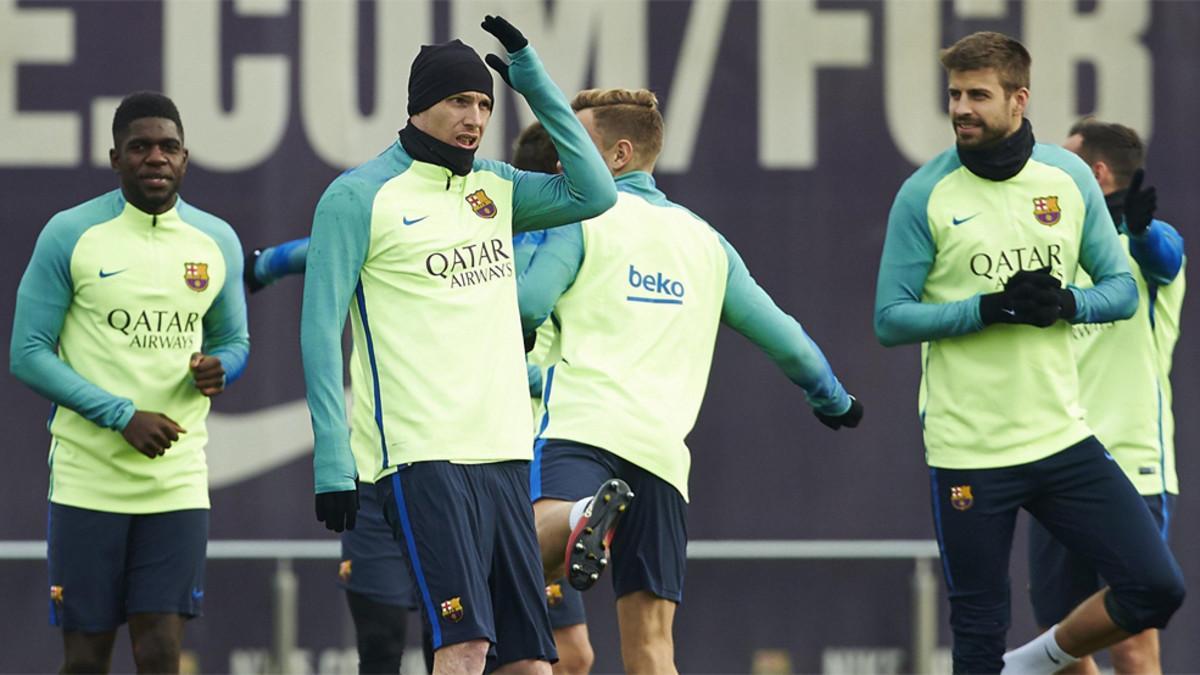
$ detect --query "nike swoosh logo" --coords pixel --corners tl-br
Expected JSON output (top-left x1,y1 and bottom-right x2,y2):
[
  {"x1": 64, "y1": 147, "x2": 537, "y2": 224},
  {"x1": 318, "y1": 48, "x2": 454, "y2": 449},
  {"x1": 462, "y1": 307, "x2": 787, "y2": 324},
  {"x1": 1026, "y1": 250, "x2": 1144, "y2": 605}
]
[
  {"x1": 98, "y1": 268, "x2": 127, "y2": 278},
  {"x1": 1044, "y1": 645, "x2": 1061, "y2": 665},
  {"x1": 952, "y1": 213, "x2": 981, "y2": 226},
  {"x1": 1002, "y1": 308, "x2": 1016, "y2": 316},
  {"x1": 402, "y1": 216, "x2": 428, "y2": 226}
]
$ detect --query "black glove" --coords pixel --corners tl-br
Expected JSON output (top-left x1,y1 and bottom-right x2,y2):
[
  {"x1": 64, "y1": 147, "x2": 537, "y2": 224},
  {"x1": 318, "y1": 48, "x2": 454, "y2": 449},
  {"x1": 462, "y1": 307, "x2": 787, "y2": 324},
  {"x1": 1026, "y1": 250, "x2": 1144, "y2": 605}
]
[
  {"x1": 814, "y1": 396, "x2": 863, "y2": 430},
  {"x1": 481, "y1": 15, "x2": 527, "y2": 88},
  {"x1": 244, "y1": 248, "x2": 266, "y2": 294},
  {"x1": 315, "y1": 487, "x2": 359, "y2": 532},
  {"x1": 1123, "y1": 168, "x2": 1157, "y2": 236},
  {"x1": 481, "y1": 15, "x2": 527, "y2": 52},
  {"x1": 524, "y1": 331, "x2": 537, "y2": 354},
  {"x1": 980, "y1": 267, "x2": 1072, "y2": 327}
]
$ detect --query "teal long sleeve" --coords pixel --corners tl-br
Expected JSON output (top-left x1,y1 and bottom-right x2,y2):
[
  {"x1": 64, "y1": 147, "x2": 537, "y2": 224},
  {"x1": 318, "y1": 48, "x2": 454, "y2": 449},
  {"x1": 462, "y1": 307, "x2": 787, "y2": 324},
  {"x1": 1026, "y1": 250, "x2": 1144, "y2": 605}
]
[
  {"x1": 716, "y1": 234, "x2": 851, "y2": 416},
  {"x1": 517, "y1": 223, "x2": 584, "y2": 334},
  {"x1": 300, "y1": 181, "x2": 372, "y2": 494},
  {"x1": 10, "y1": 223, "x2": 135, "y2": 430},
  {"x1": 498, "y1": 45, "x2": 616, "y2": 232},
  {"x1": 873, "y1": 170, "x2": 985, "y2": 347}
]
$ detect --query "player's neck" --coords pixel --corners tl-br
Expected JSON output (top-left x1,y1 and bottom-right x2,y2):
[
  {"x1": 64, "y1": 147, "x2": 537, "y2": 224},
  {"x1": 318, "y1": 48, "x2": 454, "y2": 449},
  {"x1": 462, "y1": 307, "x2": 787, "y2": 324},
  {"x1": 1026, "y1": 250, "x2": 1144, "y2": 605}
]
[
  {"x1": 957, "y1": 117, "x2": 1033, "y2": 182},
  {"x1": 399, "y1": 123, "x2": 476, "y2": 177}
]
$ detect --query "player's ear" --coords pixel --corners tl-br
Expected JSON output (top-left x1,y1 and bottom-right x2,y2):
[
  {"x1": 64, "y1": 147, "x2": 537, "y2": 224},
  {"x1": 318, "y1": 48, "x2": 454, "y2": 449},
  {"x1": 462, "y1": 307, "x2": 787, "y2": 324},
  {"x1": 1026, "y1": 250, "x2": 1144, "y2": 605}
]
[{"x1": 109, "y1": 147, "x2": 119, "y2": 171}]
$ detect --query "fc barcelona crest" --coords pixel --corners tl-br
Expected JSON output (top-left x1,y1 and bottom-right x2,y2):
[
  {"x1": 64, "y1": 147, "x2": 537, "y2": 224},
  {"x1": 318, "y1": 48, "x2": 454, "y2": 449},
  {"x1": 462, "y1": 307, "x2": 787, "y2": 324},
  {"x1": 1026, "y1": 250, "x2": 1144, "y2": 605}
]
[
  {"x1": 440, "y1": 596, "x2": 464, "y2": 622},
  {"x1": 950, "y1": 485, "x2": 974, "y2": 511},
  {"x1": 545, "y1": 583, "x2": 564, "y2": 607},
  {"x1": 1032, "y1": 196, "x2": 1061, "y2": 226},
  {"x1": 50, "y1": 585, "x2": 64, "y2": 606},
  {"x1": 184, "y1": 262, "x2": 210, "y2": 292},
  {"x1": 465, "y1": 189, "x2": 497, "y2": 219}
]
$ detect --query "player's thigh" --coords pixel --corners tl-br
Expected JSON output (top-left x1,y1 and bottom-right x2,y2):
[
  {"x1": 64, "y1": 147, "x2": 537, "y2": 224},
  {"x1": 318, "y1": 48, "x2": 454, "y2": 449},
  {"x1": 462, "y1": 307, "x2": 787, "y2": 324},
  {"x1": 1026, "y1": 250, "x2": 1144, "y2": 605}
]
[
  {"x1": 545, "y1": 578, "x2": 587, "y2": 632},
  {"x1": 126, "y1": 509, "x2": 208, "y2": 619},
  {"x1": 379, "y1": 463, "x2": 495, "y2": 652},
  {"x1": 610, "y1": 462, "x2": 687, "y2": 603},
  {"x1": 928, "y1": 465, "x2": 1026, "y2": 606},
  {"x1": 48, "y1": 503, "x2": 132, "y2": 632},
  {"x1": 1027, "y1": 517, "x2": 1101, "y2": 627},
  {"x1": 533, "y1": 439, "x2": 618, "y2": 503},
  {"x1": 487, "y1": 461, "x2": 558, "y2": 667},
  {"x1": 1026, "y1": 438, "x2": 1179, "y2": 597}
]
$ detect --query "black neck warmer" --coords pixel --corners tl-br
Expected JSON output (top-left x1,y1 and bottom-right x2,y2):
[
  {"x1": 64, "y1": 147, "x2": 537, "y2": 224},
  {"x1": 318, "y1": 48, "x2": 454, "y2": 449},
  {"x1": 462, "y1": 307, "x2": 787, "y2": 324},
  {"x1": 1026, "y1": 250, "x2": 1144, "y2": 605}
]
[
  {"x1": 1105, "y1": 189, "x2": 1127, "y2": 229},
  {"x1": 399, "y1": 123, "x2": 476, "y2": 177},
  {"x1": 957, "y1": 118, "x2": 1035, "y2": 182}
]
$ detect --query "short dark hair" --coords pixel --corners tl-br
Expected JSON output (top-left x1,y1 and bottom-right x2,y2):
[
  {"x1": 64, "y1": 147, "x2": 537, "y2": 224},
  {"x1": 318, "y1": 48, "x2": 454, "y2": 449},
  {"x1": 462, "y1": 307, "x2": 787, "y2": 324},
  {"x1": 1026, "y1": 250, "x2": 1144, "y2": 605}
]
[
  {"x1": 512, "y1": 122, "x2": 558, "y2": 173},
  {"x1": 112, "y1": 91, "x2": 184, "y2": 144},
  {"x1": 1069, "y1": 117, "x2": 1145, "y2": 189},
  {"x1": 940, "y1": 32, "x2": 1031, "y2": 95}
]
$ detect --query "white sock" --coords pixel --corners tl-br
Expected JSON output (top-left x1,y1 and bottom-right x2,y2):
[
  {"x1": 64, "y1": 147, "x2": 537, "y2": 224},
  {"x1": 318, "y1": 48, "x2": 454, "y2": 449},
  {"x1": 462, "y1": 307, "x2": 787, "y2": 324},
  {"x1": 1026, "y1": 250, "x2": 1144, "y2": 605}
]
[
  {"x1": 1001, "y1": 625, "x2": 1079, "y2": 675},
  {"x1": 568, "y1": 497, "x2": 592, "y2": 530}
]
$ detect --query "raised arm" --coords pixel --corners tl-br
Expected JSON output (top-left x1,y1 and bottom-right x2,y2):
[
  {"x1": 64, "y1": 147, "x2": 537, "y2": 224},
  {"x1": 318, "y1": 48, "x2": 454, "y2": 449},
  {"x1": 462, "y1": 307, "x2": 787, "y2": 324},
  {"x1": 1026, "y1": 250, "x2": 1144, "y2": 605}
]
[
  {"x1": 301, "y1": 182, "x2": 370, "y2": 495},
  {"x1": 717, "y1": 233, "x2": 853, "y2": 419},
  {"x1": 1129, "y1": 220, "x2": 1184, "y2": 288},
  {"x1": 480, "y1": 17, "x2": 616, "y2": 231},
  {"x1": 1069, "y1": 167, "x2": 1137, "y2": 323},
  {"x1": 10, "y1": 218, "x2": 135, "y2": 430}
]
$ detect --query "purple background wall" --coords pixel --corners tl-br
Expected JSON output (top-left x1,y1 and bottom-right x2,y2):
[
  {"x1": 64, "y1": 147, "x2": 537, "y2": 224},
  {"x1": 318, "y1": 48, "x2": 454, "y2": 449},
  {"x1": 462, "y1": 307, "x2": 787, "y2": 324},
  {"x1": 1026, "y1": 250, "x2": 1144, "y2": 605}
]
[{"x1": 1, "y1": 1, "x2": 1196, "y2": 672}]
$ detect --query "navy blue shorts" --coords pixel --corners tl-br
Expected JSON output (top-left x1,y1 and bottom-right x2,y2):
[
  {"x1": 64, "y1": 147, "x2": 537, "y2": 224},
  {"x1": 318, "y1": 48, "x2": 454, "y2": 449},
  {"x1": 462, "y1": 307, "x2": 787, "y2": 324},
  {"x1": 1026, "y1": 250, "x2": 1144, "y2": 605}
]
[
  {"x1": 544, "y1": 577, "x2": 586, "y2": 629},
  {"x1": 379, "y1": 461, "x2": 556, "y2": 667},
  {"x1": 1029, "y1": 493, "x2": 1177, "y2": 627},
  {"x1": 929, "y1": 437, "x2": 1184, "y2": 674},
  {"x1": 533, "y1": 439, "x2": 687, "y2": 603},
  {"x1": 339, "y1": 481, "x2": 418, "y2": 609},
  {"x1": 47, "y1": 503, "x2": 207, "y2": 632}
]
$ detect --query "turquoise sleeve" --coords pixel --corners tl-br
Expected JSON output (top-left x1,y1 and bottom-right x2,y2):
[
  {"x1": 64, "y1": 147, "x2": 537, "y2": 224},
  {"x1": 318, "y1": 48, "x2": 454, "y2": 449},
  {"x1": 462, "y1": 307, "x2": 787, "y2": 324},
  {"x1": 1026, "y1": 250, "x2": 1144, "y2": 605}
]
[
  {"x1": 873, "y1": 179, "x2": 985, "y2": 347},
  {"x1": 301, "y1": 180, "x2": 372, "y2": 494},
  {"x1": 716, "y1": 233, "x2": 851, "y2": 416},
  {"x1": 526, "y1": 362, "x2": 543, "y2": 398},
  {"x1": 199, "y1": 223, "x2": 250, "y2": 385},
  {"x1": 499, "y1": 46, "x2": 617, "y2": 231},
  {"x1": 255, "y1": 237, "x2": 310, "y2": 286},
  {"x1": 1129, "y1": 219, "x2": 1184, "y2": 287},
  {"x1": 1069, "y1": 170, "x2": 1137, "y2": 323},
  {"x1": 9, "y1": 217, "x2": 135, "y2": 431},
  {"x1": 517, "y1": 223, "x2": 583, "y2": 334}
]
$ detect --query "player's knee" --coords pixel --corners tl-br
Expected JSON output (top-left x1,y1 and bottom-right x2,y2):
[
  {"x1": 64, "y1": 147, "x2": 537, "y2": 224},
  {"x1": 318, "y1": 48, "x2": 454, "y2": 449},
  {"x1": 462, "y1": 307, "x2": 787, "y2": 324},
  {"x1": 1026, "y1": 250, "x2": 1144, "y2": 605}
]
[
  {"x1": 435, "y1": 639, "x2": 489, "y2": 672},
  {"x1": 131, "y1": 634, "x2": 181, "y2": 672},
  {"x1": 1108, "y1": 568, "x2": 1186, "y2": 631},
  {"x1": 554, "y1": 628, "x2": 594, "y2": 674},
  {"x1": 62, "y1": 654, "x2": 112, "y2": 674}
]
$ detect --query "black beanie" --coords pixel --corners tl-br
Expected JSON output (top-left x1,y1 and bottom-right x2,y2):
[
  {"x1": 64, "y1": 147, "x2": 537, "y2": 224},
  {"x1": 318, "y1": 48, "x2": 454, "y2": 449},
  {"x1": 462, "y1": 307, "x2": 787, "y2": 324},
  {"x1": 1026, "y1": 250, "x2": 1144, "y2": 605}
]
[{"x1": 407, "y1": 39, "x2": 493, "y2": 116}]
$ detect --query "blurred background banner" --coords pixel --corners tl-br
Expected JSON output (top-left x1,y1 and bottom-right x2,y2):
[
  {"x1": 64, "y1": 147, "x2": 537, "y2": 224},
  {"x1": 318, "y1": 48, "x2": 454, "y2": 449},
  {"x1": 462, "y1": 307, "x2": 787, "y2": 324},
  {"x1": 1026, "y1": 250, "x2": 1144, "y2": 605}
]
[{"x1": 1, "y1": 1, "x2": 1196, "y2": 672}]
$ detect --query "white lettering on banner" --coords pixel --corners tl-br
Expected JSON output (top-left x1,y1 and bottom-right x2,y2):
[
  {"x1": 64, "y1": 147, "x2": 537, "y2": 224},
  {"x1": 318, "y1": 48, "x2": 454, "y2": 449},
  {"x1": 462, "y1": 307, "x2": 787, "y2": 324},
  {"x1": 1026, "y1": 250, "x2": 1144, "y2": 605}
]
[
  {"x1": 301, "y1": 0, "x2": 431, "y2": 168},
  {"x1": 162, "y1": 0, "x2": 290, "y2": 171},
  {"x1": 657, "y1": 0, "x2": 730, "y2": 172},
  {"x1": 0, "y1": 0, "x2": 1159, "y2": 173},
  {"x1": 0, "y1": 0, "x2": 80, "y2": 166},
  {"x1": 883, "y1": 0, "x2": 1154, "y2": 166},
  {"x1": 498, "y1": 0, "x2": 648, "y2": 131},
  {"x1": 821, "y1": 647, "x2": 904, "y2": 674},
  {"x1": 882, "y1": 0, "x2": 945, "y2": 169},
  {"x1": 1024, "y1": 0, "x2": 1152, "y2": 142},
  {"x1": 758, "y1": 0, "x2": 871, "y2": 169}
]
